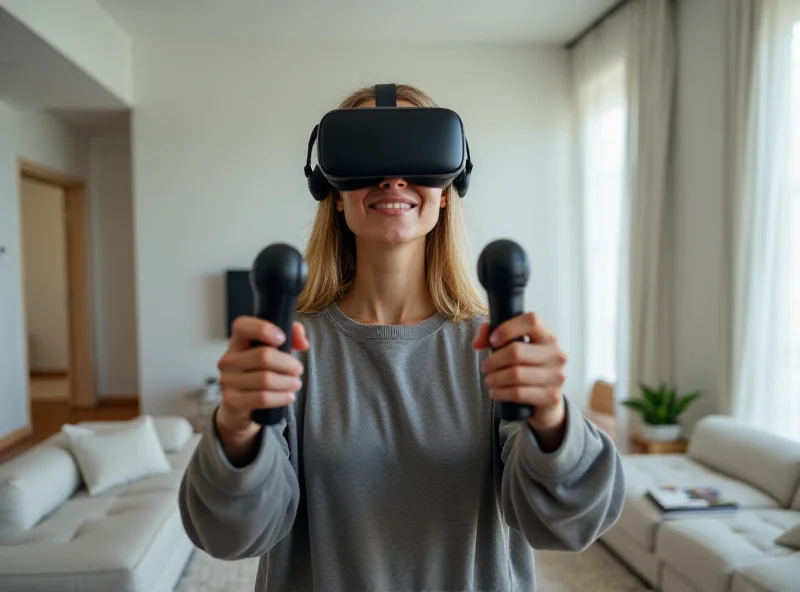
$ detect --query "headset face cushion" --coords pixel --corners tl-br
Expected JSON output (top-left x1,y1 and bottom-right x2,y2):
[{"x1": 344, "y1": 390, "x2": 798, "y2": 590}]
[{"x1": 316, "y1": 107, "x2": 467, "y2": 190}]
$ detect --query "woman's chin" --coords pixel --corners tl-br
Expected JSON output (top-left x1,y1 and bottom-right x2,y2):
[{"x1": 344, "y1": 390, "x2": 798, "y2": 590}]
[{"x1": 358, "y1": 230, "x2": 427, "y2": 248}]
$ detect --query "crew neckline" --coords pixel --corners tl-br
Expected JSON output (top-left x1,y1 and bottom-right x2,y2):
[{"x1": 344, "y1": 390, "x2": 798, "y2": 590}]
[{"x1": 324, "y1": 302, "x2": 448, "y2": 340}]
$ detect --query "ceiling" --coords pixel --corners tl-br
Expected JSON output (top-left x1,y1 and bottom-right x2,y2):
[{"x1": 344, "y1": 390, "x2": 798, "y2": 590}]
[
  {"x1": 96, "y1": 0, "x2": 619, "y2": 44},
  {"x1": 0, "y1": 8, "x2": 128, "y2": 112}
]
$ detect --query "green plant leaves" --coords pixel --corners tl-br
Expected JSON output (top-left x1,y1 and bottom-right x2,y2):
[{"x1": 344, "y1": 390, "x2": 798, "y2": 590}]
[
  {"x1": 673, "y1": 391, "x2": 702, "y2": 417},
  {"x1": 621, "y1": 382, "x2": 702, "y2": 425}
]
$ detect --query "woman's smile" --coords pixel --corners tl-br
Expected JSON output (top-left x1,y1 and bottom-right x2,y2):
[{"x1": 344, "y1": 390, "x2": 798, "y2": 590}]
[{"x1": 368, "y1": 195, "x2": 419, "y2": 217}]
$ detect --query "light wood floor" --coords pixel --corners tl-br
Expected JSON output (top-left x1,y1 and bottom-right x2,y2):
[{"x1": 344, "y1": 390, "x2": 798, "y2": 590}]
[{"x1": 0, "y1": 379, "x2": 139, "y2": 463}]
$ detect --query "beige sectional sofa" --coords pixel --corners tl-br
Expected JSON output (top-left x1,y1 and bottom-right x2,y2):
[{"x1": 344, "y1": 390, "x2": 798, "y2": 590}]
[
  {"x1": 0, "y1": 415, "x2": 200, "y2": 592},
  {"x1": 603, "y1": 415, "x2": 800, "y2": 592}
]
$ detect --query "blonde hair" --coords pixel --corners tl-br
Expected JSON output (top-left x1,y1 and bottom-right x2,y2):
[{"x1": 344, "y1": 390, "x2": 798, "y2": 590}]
[{"x1": 296, "y1": 83, "x2": 488, "y2": 322}]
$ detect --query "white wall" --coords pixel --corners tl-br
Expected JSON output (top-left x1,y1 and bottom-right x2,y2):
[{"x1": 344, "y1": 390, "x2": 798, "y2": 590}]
[
  {"x1": 0, "y1": 104, "x2": 88, "y2": 438},
  {"x1": 0, "y1": 103, "x2": 138, "y2": 438},
  {"x1": 89, "y1": 133, "x2": 139, "y2": 398},
  {"x1": 20, "y1": 177, "x2": 70, "y2": 372},
  {"x1": 672, "y1": 0, "x2": 726, "y2": 427},
  {"x1": 131, "y1": 41, "x2": 577, "y2": 416},
  {"x1": 0, "y1": 102, "x2": 28, "y2": 437}
]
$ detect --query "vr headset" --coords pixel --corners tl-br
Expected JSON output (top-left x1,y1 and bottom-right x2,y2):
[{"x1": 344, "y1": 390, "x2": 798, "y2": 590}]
[{"x1": 304, "y1": 83, "x2": 473, "y2": 201}]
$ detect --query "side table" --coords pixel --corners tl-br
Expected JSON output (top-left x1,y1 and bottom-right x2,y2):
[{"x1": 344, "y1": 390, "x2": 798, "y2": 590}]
[
  {"x1": 630, "y1": 433, "x2": 688, "y2": 454},
  {"x1": 185, "y1": 389, "x2": 221, "y2": 433}
]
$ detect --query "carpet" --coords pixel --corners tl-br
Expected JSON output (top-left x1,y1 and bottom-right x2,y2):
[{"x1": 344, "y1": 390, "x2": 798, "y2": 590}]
[{"x1": 175, "y1": 543, "x2": 651, "y2": 591}]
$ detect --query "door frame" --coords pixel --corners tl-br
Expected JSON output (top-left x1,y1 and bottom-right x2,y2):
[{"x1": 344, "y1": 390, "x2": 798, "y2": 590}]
[{"x1": 18, "y1": 158, "x2": 97, "y2": 410}]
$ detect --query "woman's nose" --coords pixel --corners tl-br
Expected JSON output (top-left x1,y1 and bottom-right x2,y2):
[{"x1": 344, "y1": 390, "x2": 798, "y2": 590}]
[{"x1": 379, "y1": 178, "x2": 408, "y2": 190}]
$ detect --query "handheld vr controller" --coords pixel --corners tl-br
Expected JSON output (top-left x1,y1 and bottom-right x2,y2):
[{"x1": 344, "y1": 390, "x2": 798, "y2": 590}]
[
  {"x1": 477, "y1": 239, "x2": 535, "y2": 422},
  {"x1": 304, "y1": 83, "x2": 473, "y2": 201},
  {"x1": 249, "y1": 243, "x2": 308, "y2": 426}
]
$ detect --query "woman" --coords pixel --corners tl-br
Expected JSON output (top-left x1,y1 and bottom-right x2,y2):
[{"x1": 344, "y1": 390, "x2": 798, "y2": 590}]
[{"x1": 179, "y1": 84, "x2": 625, "y2": 592}]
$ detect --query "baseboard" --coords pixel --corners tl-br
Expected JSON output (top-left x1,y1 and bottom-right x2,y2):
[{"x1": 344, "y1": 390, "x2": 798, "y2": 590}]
[
  {"x1": 0, "y1": 424, "x2": 33, "y2": 453},
  {"x1": 99, "y1": 395, "x2": 140, "y2": 407},
  {"x1": 30, "y1": 369, "x2": 69, "y2": 378},
  {"x1": 29, "y1": 393, "x2": 71, "y2": 402}
]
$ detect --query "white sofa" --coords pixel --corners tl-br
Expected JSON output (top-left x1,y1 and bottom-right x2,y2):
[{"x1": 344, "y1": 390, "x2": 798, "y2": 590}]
[
  {"x1": 603, "y1": 415, "x2": 800, "y2": 592},
  {"x1": 0, "y1": 416, "x2": 200, "y2": 592}
]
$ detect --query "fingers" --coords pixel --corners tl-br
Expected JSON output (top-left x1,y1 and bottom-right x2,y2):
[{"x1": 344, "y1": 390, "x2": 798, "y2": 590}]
[
  {"x1": 483, "y1": 365, "x2": 565, "y2": 391},
  {"x1": 488, "y1": 386, "x2": 562, "y2": 408},
  {"x1": 472, "y1": 322, "x2": 492, "y2": 350},
  {"x1": 217, "y1": 318, "x2": 310, "y2": 427},
  {"x1": 292, "y1": 322, "x2": 310, "y2": 352},
  {"x1": 221, "y1": 389, "x2": 297, "y2": 414},
  {"x1": 481, "y1": 341, "x2": 567, "y2": 374},
  {"x1": 476, "y1": 312, "x2": 567, "y2": 417},
  {"x1": 228, "y1": 317, "x2": 310, "y2": 352},
  {"x1": 219, "y1": 368, "x2": 302, "y2": 393},
  {"x1": 489, "y1": 312, "x2": 556, "y2": 348},
  {"x1": 485, "y1": 365, "x2": 566, "y2": 409},
  {"x1": 218, "y1": 345, "x2": 304, "y2": 375},
  {"x1": 228, "y1": 316, "x2": 289, "y2": 352}
]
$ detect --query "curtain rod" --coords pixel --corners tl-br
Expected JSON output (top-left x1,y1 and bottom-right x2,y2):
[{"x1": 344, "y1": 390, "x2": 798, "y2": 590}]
[{"x1": 564, "y1": 0, "x2": 630, "y2": 50}]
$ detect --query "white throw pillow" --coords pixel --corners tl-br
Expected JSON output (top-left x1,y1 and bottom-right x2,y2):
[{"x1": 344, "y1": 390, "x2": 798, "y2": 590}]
[
  {"x1": 61, "y1": 415, "x2": 172, "y2": 496},
  {"x1": 75, "y1": 415, "x2": 194, "y2": 453},
  {"x1": 775, "y1": 522, "x2": 800, "y2": 550}
]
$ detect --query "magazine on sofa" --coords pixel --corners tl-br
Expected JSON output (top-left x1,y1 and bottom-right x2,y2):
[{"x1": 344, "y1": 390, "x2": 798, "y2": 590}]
[{"x1": 646, "y1": 485, "x2": 738, "y2": 518}]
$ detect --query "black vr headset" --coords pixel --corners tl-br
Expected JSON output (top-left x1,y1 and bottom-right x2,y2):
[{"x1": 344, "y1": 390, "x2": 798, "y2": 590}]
[{"x1": 304, "y1": 83, "x2": 473, "y2": 201}]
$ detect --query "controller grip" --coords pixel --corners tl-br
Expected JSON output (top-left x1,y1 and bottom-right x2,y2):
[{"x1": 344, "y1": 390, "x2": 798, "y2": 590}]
[
  {"x1": 250, "y1": 291, "x2": 296, "y2": 426},
  {"x1": 248, "y1": 243, "x2": 307, "y2": 426},
  {"x1": 487, "y1": 291, "x2": 535, "y2": 422}
]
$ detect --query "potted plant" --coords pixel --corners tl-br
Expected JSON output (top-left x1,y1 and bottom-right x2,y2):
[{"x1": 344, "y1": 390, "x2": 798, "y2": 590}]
[
  {"x1": 204, "y1": 376, "x2": 220, "y2": 400},
  {"x1": 622, "y1": 382, "x2": 702, "y2": 442}
]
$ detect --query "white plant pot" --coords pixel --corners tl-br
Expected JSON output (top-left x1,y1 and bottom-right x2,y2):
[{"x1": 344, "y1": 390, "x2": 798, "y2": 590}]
[
  {"x1": 204, "y1": 382, "x2": 220, "y2": 400},
  {"x1": 640, "y1": 423, "x2": 682, "y2": 442}
]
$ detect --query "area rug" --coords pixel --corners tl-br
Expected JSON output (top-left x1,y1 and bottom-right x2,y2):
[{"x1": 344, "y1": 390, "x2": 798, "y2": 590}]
[{"x1": 175, "y1": 543, "x2": 651, "y2": 591}]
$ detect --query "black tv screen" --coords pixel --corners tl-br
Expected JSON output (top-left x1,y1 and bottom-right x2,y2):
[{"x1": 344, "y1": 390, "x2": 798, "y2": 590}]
[{"x1": 225, "y1": 269, "x2": 254, "y2": 338}]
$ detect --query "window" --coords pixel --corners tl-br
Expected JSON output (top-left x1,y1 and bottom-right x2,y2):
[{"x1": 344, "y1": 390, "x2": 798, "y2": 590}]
[
  {"x1": 788, "y1": 20, "x2": 800, "y2": 437},
  {"x1": 730, "y1": 9, "x2": 800, "y2": 442},
  {"x1": 577, "y1": 61, "x2": 628, "y2": 392}
]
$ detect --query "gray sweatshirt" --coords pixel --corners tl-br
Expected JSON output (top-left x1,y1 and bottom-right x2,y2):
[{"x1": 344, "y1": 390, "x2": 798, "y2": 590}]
[{"x1": 179, "y1": 304, "x2": 625, "y2": 591}]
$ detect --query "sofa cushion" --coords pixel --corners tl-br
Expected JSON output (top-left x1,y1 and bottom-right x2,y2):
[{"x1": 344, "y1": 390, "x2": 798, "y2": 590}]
[
  {"x1": 688, "y1": 415, "x2": 800, "y2": 507},
  {"x1": 0, "y1": 491, "x2": 178, "y2": 584},
  {"x1": 775, "y1": 520, "x2": 800, "y2": 550},
  {"x1": 615, "y1": 454, "x2": 779, "y2": 550},
  {"x1": 731, "y1": 555, "x2": 800, "y2": 592},
  {"x1": 655, "y1": 509, "x2": 800, "y2": 592},
  {"x1": 0, "y1": 443, "x2": 81, "y2": 543},
  {"x1": 601, "y1": 525, "x2": 661, "y2": 587},
  {"x1": 62, "y1": 415, "x2": 172, "y2": 496},
  {"x1": 77, "y1": 415, "x2": 194, "y2": 453}
]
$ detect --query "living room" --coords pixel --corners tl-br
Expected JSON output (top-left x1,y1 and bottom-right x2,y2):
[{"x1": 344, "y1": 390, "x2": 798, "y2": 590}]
[{"x1": 0, "y1": 0, "x2": 799, "y2": 591}]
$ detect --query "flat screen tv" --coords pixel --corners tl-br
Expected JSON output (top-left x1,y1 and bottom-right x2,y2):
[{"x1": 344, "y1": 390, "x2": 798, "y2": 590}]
[{"x1": 225, "y1": 269, "x2": 254, "y2": 338}]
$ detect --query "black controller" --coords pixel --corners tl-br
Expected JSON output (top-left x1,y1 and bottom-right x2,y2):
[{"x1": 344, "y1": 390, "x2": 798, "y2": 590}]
[
  {"x1": 477, "y1": 239, "x2": 534, "y2": 422},
  {"x1": 249, "y1": 243, "x2": 308, "y2": 426}
]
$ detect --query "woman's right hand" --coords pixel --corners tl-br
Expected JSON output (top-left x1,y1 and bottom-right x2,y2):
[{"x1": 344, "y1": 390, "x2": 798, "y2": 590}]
[{"x1": 214, "y1": 316, "x2": 310, "y2": 466}]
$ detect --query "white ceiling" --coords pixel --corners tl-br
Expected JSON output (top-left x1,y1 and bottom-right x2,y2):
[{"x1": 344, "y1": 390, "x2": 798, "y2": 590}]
[
  {"x1": 96, "y1": 0, "x2": 619, "y2": 44},
  {"x1": 0, "y1": 8, "x2": 128, "y2": 111}
]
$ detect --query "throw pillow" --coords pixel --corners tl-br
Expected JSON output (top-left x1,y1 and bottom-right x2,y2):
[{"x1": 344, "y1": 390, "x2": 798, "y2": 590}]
[
  {"x1": 75, "y1": 416, "x2": 194, "y2": 453},
  {"x1": 151, "y1": 416, "x2": 194, "y2": 452},
  {"x1": 61, "y1": 415, "x2": 172, "y2": 496},
  {"x1": 775, "y1": 522, "x2": 800, "y2": 550}
]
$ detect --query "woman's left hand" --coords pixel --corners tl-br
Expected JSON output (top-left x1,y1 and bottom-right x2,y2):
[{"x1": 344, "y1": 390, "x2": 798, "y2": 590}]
[{"x1": 472, "y1": 312, "x2": 568, "y2": 448}]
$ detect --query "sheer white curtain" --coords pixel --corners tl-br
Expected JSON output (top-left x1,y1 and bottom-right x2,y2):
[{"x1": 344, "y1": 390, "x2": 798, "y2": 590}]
[
  {"x1": 721, "y1": 0, "x2": 800, "y2": 441},
  {"x1": 572, "y1": 10, "x2": 629, "y2": 407},
  {"x1": 571, "y1": 0, "x2": 676, "y2": 427}
]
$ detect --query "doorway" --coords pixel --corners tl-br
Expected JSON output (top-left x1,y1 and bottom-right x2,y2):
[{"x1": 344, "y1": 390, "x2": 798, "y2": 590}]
[{"x1": 18, "y1": 159, "x2": 96, "y2": 413}]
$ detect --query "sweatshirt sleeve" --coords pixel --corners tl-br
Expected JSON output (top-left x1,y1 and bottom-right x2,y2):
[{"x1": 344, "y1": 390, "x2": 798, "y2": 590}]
[
  {"x1": 178, "y1": 407, "x2": 300, "y2": 560},
  {"x1": 498, "y1": 395, "x2": 625, "y2": 551}
]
